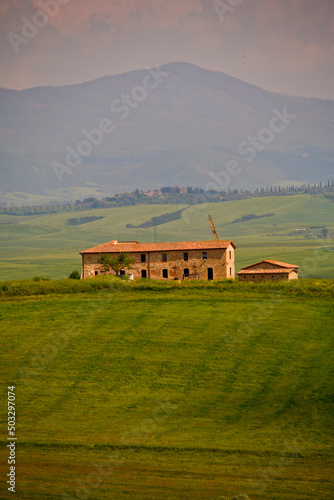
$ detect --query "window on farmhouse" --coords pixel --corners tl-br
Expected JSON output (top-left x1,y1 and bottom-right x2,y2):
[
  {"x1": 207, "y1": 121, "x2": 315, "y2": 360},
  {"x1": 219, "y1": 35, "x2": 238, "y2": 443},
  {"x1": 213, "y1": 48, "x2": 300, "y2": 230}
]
[
  {"x1": 95, "y1": 271, "x2": 98, "y2": 276},
  {"x1": 184, "y1": 252, "x2": 188, "y2": 261},
  {"x1": 141, "y1": 270, "x2": 147, "y2": 278},
  {"x1": 183, "y1": 268, "x2": 189, "y2": 278},
  {"x1": 141, "y1": 254, "x2": 146, "y2": 262},
  {"x1": 120, "y1": 270, "x2": 125, "y2": 276},
  {"x1": 162, "y1": 253, "x2": 167, "y2": 262},
  {"x1": 162, "y1": 269, "x2": 168, "y2": 278},
  {"x1": 229, "y1": 251, "x2": 232, "y2": 259},
  {"x1": 202, "y1": 252, "x2": 207, "y2": 260},
  {"x1": 229, "y1": 267, "x2": 232, "y2": 276}
]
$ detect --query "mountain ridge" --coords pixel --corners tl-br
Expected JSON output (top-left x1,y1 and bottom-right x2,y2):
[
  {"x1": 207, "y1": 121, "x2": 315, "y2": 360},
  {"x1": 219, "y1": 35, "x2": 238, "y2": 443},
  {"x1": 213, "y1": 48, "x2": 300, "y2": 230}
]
[{"x1": 0, "y1": 62, "x2": 333, "y2": 201}]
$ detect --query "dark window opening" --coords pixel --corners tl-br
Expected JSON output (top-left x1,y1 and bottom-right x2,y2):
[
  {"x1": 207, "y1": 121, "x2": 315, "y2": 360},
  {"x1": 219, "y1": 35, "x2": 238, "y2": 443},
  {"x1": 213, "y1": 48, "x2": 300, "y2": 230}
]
[
  {"x1": 141, "y1": 270, "x2": 147, "y2": 278},
  {"x1": 162, "y1": 253, "x2": 167, "y2": 262},
  {"x1": 203, "y1": 252, "x2": 207, "y2": 261},
  {"x1": 208, "y1": 268, "x2": 213, "y2": 280},
  {"x1": 183, "y1": 268, "x2": 189, "y2": 278},
  {"x1": 162, "y1": 269, "x2": 168, "y2": 279},
  {"x1": 141, "y1": 254, "x2": 146, "y2": 263},
  {"x1": 229, "y1": 251, "x2": 232, "y2": 259},
  {"x1": 95, "y1": 271, "x2": 98, "y2": 276},
  {"x1": 184, "y1": 252, "x2": 188, "y2": 261},
  {"x1": 229, "y1": 267, "x2": 232, "y2": 276},
  {"x1": 120, "y1": 270, "x2": 125, "y2": 276}
]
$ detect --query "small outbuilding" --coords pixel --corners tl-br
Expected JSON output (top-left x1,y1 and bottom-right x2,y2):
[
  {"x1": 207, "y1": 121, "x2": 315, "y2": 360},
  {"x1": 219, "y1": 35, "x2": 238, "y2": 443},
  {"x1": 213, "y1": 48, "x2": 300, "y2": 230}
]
[{"x1": 237, "y1": 259, "x2": 299, "y2": 282}]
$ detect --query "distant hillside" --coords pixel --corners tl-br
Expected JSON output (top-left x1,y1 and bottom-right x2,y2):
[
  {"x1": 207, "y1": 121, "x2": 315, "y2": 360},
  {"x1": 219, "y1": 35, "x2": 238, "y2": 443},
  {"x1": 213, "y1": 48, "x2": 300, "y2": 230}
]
[
  {"x1": 0, "y1": 62, "x2": 334, "y2": 201},
  {"x1": 0, "y1": 194, "x2": 333, "y2": 281}
]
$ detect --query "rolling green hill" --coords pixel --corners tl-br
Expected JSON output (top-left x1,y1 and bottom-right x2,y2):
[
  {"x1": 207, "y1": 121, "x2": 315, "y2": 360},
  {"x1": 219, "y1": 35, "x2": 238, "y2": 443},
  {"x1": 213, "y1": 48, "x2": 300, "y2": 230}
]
[
  {"x1": 0, "y1": 279, "x2": 333, "y2": 498},
  {"x1": 0, "y1": 194, "x2": 333, "y2": 281}
]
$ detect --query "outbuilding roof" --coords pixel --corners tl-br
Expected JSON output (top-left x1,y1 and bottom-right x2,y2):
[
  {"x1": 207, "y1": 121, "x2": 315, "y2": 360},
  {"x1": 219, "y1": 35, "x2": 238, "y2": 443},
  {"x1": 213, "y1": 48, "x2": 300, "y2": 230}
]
[
  {"x1": 81, "y1": 240, "x2": 235, "y2": 254},
  {"x1": 237, "y1": 259, "x2": 299, "y2": 275}
]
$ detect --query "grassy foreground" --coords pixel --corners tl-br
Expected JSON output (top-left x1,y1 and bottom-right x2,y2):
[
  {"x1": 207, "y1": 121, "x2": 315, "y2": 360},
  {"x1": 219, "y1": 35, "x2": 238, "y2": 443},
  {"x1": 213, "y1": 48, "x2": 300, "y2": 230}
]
[{"x1": 0, "y1": 278, "x2": 333, "y2": 499}]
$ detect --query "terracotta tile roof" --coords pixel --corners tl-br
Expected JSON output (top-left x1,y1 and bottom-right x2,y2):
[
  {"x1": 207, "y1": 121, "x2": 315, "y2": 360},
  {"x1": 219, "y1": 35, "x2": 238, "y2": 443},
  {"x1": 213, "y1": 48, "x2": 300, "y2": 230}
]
[
  {"x1": 237, "y1": 259, "x2": 299, "y2": 275},
  {"x1": 238, "y1": 259, "x2": 299, "y2": 271},
  {"x1": 81, "y1": 239, "x2": 235, "y2": 254},
  {"x1": 262, "y1": 259, "x2": 299, "y2": 269}
]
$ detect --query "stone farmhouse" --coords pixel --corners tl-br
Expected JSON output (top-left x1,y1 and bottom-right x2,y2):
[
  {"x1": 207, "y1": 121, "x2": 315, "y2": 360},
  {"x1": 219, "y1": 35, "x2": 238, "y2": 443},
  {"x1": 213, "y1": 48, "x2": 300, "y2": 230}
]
[
  {"x1": 80, "y1": 240, "x2": 236, "y2": 280},
  {"x1": 237, "y1": 260, "x2": 299, "y2": 281}
]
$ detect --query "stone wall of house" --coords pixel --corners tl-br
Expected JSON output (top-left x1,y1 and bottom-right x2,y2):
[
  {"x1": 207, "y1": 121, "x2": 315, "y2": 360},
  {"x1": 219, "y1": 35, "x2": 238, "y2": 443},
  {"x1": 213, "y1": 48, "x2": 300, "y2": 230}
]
[
  {"x1": 82, "y1": 244, "x2": 235, "y2": 280},
  {"x1": 238, "y1": 271, "x2": 298, "y2": 282}
]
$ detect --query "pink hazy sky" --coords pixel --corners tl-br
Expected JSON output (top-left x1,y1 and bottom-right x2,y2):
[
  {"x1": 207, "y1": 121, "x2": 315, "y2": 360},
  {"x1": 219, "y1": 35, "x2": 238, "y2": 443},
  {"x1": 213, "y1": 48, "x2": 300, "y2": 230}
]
[{"x1": 1, "y1": 0, "x2": 333, "y2": 98}]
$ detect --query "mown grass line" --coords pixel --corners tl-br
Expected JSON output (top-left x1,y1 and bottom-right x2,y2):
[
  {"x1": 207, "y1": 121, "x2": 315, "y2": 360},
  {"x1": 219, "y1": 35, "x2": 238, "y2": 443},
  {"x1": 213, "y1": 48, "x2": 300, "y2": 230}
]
[{"x1": 0, "y1": 441, "x2": 313, "y2": 457}]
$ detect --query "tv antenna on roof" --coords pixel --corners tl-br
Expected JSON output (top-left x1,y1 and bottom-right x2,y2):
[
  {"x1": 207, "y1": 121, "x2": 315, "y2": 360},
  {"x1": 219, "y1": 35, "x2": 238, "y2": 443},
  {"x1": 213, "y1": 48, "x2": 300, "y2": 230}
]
[
  {"x1": 153, "y1": 218, "x2": 157, "y2": 243},
  {"x1": 208, "y1": 215, "x2": 219, "y2": 241}
]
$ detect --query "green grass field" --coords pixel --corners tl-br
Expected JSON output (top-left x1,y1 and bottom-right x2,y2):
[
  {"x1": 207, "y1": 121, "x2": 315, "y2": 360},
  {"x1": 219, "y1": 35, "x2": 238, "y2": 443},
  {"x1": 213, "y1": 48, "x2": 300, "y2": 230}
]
[
  {"x1": 0, "y1": 278, "x2": 333, "y2": 498},
  {"x1": 0, "y1": 194, "x2": 333, "y2": 281}
]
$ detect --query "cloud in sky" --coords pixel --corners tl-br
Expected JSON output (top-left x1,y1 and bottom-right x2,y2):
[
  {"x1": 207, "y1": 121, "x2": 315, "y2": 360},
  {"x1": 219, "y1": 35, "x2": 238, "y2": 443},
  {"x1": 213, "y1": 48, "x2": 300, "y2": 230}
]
[
  {"x1": 25, "y1": 0, "x2": 204, "y2": 34},
  {"x1": 0, "y1": 0, "x2": 333, "y2": 98}
]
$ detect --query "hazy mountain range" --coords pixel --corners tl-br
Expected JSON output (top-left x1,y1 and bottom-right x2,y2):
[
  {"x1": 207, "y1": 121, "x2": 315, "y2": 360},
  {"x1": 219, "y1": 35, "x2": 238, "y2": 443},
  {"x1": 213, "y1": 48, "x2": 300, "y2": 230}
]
[{"x1": 0, "y1": 62, "x2": 333, "y2": 201}]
